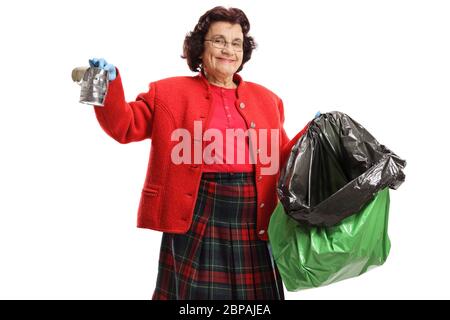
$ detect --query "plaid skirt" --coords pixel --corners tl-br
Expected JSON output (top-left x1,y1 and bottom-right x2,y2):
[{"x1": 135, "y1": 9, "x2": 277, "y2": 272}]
[{"x1": 152, "y1": 172, "x2": 285, "y2": 300}]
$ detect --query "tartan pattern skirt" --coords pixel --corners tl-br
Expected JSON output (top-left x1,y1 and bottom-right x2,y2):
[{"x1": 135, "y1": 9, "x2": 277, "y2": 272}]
[{"x1": 152, "y1": 172, "x2": 285, "y2": 300}]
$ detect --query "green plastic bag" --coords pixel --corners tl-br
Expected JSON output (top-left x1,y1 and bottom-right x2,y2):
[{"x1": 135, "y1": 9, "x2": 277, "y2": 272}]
[{"x1": 268, "y1": 188, "x2": 391, "y2": 291}]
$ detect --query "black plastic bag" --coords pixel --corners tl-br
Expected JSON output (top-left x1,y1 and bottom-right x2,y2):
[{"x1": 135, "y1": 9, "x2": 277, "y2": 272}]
[{"x1": 277, "y1": 111, "x2": 406, "y2": 227}]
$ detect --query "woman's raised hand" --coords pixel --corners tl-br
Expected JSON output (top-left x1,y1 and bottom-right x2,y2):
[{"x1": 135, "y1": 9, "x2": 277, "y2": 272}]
[{"x1": 88, "y1": 58, "x2": 117, "y2": 81}]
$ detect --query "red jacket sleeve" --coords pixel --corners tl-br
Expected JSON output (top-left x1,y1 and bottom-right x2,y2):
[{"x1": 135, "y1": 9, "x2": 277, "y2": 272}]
[
  {"x1": 278, "y1": 98, "x2": 310, "y2": 169},
  {"x1": 93, "y1": 68, "x2": 156, "y2": 144}
]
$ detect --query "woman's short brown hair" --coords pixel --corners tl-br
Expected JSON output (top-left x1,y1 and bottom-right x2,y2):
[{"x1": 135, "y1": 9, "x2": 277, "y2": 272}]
[{"x1": 182, "y1": 6, "x2": 257, "y2": 73}]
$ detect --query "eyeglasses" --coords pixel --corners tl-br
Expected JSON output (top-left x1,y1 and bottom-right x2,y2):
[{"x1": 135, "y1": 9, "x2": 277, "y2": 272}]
[{"x1": 204, "y1": 37, "x2": 244, "y2": 52}]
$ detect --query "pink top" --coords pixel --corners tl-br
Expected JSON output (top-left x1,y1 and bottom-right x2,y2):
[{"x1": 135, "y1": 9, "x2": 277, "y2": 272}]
[{"x1": 202, "y1": 83, "x2": 254, "y2": 172}]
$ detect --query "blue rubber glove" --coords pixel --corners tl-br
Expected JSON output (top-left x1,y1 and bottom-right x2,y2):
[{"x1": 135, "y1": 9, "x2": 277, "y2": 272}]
[
  {"x1": 88, "y1": 58, "x2": 117, "y2": 81},
  {"x1": 314, "y1": 111, "x2": 321, "y2": 118}
]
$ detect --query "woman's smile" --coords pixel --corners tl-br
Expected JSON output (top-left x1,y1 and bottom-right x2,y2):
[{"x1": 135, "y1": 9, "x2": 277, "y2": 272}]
[{"x1": 216, "y1": 57, "x2": 235, "y2": 63}]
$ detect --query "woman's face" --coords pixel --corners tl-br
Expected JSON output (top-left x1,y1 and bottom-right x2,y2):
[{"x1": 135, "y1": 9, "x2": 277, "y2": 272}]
[{"x1": 201, "y1": 21, "x2": 244, "y2": 80}]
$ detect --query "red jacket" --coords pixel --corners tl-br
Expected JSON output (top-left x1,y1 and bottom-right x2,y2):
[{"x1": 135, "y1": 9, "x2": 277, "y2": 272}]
[{"x1": 94, "y1": 70, "x2": 305, "y2": 240}]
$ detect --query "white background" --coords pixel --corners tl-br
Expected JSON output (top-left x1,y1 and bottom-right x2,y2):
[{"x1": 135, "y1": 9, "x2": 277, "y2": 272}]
[{"x1": 0, "y1": 0, "x2": 449, "y2": 299}]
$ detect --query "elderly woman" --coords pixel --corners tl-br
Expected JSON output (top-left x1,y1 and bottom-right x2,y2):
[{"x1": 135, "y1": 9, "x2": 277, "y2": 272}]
[{"x1": 90, "y1": 6, "x2": 302, "y2": 300}]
